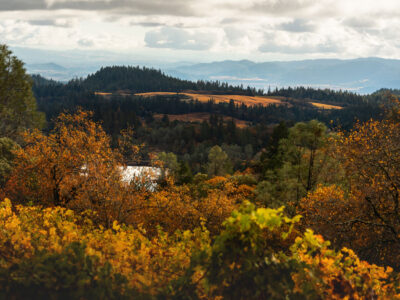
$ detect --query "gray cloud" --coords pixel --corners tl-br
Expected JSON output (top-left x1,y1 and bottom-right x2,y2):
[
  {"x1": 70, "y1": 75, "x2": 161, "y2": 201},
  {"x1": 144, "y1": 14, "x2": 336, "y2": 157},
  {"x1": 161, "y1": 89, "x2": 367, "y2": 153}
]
[
  {"x1": 259, "y1": 41, "x2": 340, "y2": 54},
  {"x1": 279, "y1": 19, "x2": 315, "y2": 32},
  {"x1": 27, "y1": 19, "x2": 73, "y2": 27},
  {"x1": 343, "y1": 17, "x2": 377, "y2": 30},
  {"x1": 248, "y1": 0, "x2": 316, "y2": 14},
  {"x1": 0, "y1": 0, "x2": 194, "y2": 16},
  {"x1": 0, "y1": 0, "x2": 47, "y2": 11},
  {"x1": 145, "y1": 27, "x2": 216, "y2": 50},
  {"x1": 130, "y1": 21, "x2": 165, "y2": 27},
  {"x1": 220, "y1": 18, "x2": 241, "y2": 25}
]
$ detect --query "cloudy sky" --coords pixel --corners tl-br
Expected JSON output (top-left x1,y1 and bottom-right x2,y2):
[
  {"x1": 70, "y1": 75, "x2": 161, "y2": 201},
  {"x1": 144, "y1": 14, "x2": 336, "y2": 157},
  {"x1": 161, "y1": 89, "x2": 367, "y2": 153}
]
[{"x1": 1, "y1": 0, "x2": 400, "y2": 63}]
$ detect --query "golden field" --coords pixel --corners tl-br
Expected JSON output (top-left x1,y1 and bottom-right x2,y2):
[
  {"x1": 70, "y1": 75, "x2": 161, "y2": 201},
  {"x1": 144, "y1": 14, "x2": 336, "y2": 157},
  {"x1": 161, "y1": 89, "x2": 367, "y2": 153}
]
[
  {"x1": 135, "y1": 92, "x2": 283, "y2": 107},
  {"x1": 95, "y1": 91, "x2": 343, "y2": 110},
  {"x1": 310, "y1": 102, "x2": 343, "y2": 110}
]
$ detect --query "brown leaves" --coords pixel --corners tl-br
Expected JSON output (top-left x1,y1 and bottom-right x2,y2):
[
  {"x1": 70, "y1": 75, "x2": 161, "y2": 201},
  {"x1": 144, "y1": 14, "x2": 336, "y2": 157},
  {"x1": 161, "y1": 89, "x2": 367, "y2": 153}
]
[{"x1": 301, "y1": 112, "x2": 400, "y2": 268}]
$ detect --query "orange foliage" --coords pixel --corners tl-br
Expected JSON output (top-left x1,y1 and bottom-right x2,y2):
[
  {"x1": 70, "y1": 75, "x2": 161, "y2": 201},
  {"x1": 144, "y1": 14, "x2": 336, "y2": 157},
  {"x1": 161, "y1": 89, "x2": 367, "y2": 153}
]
[
  {"x1": 3, "y1": 110, "x2": 140, "y2": 227},
  {"x1": 127, "y1": 176, "x2": 254, "y2": 236},
  {"x1": 3, "y1": 111, "x2": 250, "y2": 234},
  {"x1": 300, "y1": 106, "x2": 400, "y2": 268}
]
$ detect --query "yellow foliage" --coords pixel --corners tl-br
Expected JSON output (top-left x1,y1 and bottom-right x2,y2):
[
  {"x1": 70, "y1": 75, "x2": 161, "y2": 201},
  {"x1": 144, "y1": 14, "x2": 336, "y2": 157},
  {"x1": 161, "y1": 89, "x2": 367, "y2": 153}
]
[
  {"x1": 0, "y1": 199, "x2": 211, "y2": 295},
  {"x1": 291, "y1": 229, "x2": 399, "y2": 299}
]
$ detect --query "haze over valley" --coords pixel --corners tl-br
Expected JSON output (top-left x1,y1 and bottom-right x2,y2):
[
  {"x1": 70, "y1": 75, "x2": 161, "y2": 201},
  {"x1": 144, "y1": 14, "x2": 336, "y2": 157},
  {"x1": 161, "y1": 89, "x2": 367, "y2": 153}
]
[{"x1": 21, "y1": 52, "x2": 400, "y2": 94}]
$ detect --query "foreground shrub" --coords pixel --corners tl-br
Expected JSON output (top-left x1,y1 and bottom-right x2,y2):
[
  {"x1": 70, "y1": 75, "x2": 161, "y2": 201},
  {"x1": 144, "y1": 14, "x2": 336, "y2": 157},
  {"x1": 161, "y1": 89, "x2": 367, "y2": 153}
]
[
  {"x1": 170, "y1": 202, "x2": 400, "y2": 299},
  {"x1": 0, "y1": 242, "x2": 130, "y2": 300},
  {"x1": 0, "y1": 199, "x2": 210, "y2": 297},
  {"x1": 1, "y1": 198, "x2": 398, "y2": 299}
]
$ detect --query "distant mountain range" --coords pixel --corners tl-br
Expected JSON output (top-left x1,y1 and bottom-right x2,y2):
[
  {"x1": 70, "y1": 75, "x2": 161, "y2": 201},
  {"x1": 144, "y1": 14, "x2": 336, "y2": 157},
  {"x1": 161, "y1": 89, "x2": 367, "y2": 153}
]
[
  {"x1": 26, "y1": 63, "x2": 98, "y2": 82},
  {"x1": 24, "y1": 56, "x2": 400, "y2": 94},
  {"x1": 165, "y1": 58, "x2": 400, "y2": 94}
]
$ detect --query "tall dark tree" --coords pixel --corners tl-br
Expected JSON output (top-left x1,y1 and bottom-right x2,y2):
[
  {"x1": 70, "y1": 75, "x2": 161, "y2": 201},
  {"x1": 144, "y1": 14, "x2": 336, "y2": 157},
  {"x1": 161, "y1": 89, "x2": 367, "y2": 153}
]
[{"x1": 0, "y1": 45, "x2": 45, "y2": 140}]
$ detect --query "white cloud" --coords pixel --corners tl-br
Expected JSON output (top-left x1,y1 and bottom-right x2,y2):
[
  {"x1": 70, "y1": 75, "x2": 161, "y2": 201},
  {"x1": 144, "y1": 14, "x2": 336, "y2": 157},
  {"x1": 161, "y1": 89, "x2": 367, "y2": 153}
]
[
  {"x1": 1, "y1": 0, "x2": 400, "y2": 61},
  {"x1": 145, "y1": 27, "x2": 218, "y2": 50}
]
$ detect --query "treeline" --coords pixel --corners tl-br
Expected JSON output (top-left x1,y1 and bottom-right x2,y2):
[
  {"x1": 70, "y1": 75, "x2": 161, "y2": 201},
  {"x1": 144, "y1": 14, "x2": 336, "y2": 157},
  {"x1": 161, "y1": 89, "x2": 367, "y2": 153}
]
[{"x1": 267, "y1": 86, "x2": 367, "y2": 105}]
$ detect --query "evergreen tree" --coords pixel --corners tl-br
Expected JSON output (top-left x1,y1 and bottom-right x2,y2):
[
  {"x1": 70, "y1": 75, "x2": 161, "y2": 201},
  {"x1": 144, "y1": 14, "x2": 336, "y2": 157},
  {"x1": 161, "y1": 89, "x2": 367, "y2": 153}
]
[{"x1": 0, "y1": 45, "x2": 45, "y2": 140}]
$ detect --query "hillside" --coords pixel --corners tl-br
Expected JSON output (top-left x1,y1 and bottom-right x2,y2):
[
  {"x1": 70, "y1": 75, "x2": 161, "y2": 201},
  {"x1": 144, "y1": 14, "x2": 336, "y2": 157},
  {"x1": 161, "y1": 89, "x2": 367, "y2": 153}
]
[
  {"x1": 32, "y1": 68, "x2": 381, "y2": 138},
  {"x1": 80, "y1": 66, "x2": 261, "y2": 95}
]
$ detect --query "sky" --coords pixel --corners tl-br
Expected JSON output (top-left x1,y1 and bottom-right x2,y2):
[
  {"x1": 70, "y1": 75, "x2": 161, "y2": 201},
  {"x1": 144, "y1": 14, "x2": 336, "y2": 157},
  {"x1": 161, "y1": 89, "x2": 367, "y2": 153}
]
[{"x1": 1, "y1": 0, "x2": 400, "y2": 63}]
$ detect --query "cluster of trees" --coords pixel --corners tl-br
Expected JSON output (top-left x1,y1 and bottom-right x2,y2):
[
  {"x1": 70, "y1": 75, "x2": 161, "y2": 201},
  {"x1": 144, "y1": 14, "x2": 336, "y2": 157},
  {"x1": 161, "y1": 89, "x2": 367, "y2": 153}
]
[
  {"x1": 3, "y1": 44, "x2": 400, "y2": 298},
  {"x1": 267, "y1": 86, "x2": 367, "y2": 105}
]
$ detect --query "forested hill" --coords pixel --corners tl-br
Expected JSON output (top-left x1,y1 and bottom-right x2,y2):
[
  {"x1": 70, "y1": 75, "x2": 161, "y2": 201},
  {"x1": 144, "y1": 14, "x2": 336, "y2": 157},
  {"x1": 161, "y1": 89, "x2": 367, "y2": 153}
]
[
  {"x1": 84, "y1": 66, "x2": 196, "y2": 93},
  {"x1": 57, "y1": 66, "x2": 263, "y2": 95},
  {"x1": 31, "y1": 65, "x2": 382, "y2": 107}
]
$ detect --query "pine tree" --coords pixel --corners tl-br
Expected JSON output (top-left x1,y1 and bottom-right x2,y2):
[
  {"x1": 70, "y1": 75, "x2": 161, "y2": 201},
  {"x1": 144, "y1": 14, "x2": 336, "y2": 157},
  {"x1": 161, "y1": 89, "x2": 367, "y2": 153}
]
[{"x1": 0, "y1": 45, "x2": 45, "y2": 140}]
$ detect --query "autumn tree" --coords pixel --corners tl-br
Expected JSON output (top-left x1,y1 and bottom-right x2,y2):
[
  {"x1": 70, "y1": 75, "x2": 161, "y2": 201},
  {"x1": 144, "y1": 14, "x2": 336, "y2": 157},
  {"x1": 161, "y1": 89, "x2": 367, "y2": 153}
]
[
  {"x1": 298, "y1": 185, "x2": 357, "y2": 250},
  {"x1": 125, "y1": 175, "x2": 249, "y2": 236},
  {"x1": 4, "y1": 110, "x2": 131, "y2": 227},
  {"x1": 335, "y1": 110, "x2": 400, "y2": 267},
  {"x1": 300, "y1": 102, "x2": 400, "y2": 268},
  {"x1": 117, "y1": 126, "x2": 142, "y2": 165},
  {"x1": 0, "y1": 44, "x2": 44, "y2": 141}
]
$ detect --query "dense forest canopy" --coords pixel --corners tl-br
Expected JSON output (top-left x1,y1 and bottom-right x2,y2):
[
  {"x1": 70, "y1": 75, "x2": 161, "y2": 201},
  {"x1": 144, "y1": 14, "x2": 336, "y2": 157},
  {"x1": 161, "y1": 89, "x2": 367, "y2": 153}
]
[{"x1": 30, "y1": 67, "x2": 385, "y2": 173}]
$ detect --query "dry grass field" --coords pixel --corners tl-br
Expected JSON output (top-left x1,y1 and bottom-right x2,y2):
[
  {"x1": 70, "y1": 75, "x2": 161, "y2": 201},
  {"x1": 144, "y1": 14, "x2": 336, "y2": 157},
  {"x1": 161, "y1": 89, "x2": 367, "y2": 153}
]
[
  {"x1": 135, "y1": 92, "x2": 283, "y2": 107},
  {"x1": 94, "y1": 92, "x2": 112, "y2": 96},
  {"x1": 310, "y1": 102, "x2": 343, "y2": 110},
  {"x1": 95, "y1": 91, "x2": 343, "y2": 110},
  {"x1": 153, "y1": 113, "x2": 251, "y2": 128}
]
